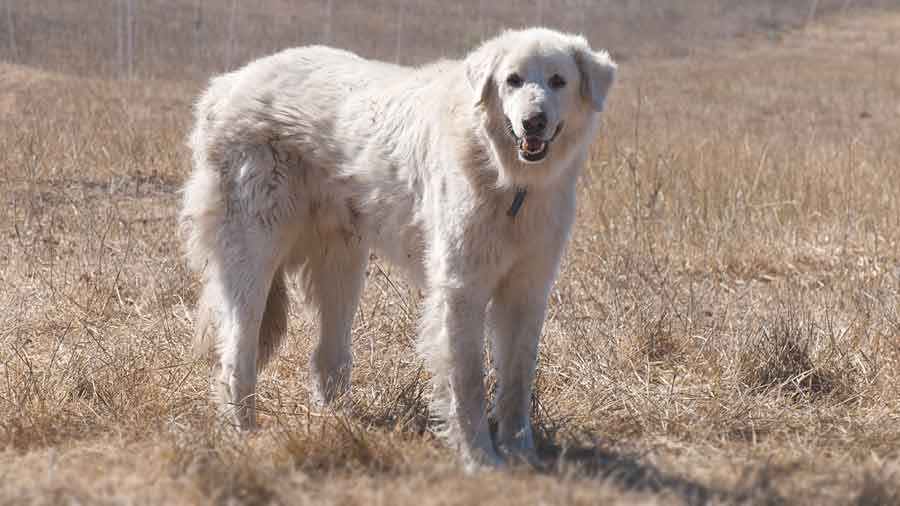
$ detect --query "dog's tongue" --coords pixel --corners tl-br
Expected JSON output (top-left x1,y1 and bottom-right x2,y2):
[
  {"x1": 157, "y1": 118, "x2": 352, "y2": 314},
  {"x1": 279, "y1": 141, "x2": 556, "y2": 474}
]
[{"x1": 522, "y1": 136, "x2": 545, "y2": 153}]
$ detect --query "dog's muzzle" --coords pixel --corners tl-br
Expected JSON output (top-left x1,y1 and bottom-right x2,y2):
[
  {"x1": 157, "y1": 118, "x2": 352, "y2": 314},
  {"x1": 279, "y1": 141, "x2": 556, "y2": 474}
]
[{"x1": 504, "y1": 116, "x2": 563, "y2": 163}]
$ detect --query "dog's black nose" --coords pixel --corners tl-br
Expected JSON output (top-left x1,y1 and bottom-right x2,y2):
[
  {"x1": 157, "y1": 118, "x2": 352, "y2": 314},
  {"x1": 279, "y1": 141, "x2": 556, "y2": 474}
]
[{"x1": 522, "y1": 112, "x2": 547, "y2": 134}]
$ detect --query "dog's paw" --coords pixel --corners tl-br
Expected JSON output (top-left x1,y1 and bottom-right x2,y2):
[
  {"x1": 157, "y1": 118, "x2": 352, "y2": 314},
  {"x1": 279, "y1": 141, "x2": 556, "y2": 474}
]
[{"x1": 461, "y1": 445, "x2": 504, "y2": 474}]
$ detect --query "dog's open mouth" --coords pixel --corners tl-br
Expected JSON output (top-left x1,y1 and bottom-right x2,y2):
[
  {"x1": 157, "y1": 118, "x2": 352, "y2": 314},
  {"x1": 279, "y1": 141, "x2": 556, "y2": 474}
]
[
  {"x1": 520, "y1": 136, "x2": 548, "y2": 162},
  {"x1": 505, "y1": 117, "x2": 562, "y2": 163}
]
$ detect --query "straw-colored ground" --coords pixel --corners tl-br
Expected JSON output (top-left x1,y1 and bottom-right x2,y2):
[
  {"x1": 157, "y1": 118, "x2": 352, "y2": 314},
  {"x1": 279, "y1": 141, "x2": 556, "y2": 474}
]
[{"x1": 2, "y1": 2, "x2": 900, "y2": 504}]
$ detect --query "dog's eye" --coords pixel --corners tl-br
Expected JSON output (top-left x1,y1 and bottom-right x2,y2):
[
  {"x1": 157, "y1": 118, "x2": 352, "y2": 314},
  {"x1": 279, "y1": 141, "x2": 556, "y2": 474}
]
[
  {"x1": 549, "y1": 74, "x2": 567, "y2": 89},
  {"x1": 506, "y1": 73, "x2": 524, "y2": 88}
]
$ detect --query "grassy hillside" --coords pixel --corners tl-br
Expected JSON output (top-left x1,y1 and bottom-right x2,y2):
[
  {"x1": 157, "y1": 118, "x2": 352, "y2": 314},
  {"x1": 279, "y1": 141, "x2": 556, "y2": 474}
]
[
  {"x1": 2, "y1": 2, "x2": 900, "y2": 505},
  {"x1": 0, "y1": 0, "x2": 894, "y2": 79}
]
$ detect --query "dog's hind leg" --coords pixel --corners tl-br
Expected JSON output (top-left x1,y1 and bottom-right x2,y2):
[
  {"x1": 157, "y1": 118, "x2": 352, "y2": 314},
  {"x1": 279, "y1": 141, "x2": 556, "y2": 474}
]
[
  {"x1": 292, "y1": 220, "x2": 369, "y2": 406},
  {"x1": 184, "y1": 144, "x2": 300, "y2": 431},
  {"x1": 206, "y1": 234, "x2": 284, "y2": 430}
]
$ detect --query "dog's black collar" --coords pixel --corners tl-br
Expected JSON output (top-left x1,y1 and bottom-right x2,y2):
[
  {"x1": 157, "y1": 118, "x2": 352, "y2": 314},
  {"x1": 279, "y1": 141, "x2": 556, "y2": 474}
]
[{"x1": 507, "y1": 187, "x2": 527, "y2": 218}]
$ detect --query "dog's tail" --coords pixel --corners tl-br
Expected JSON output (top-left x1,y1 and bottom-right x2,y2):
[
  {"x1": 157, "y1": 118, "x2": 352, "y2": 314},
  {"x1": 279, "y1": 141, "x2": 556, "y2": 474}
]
[{"x1": 181, "y1": 75, "x2": 291, "y2": 370}]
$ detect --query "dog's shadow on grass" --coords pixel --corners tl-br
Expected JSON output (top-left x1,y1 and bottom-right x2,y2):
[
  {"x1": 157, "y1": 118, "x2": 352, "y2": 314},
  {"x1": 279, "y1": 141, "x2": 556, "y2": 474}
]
[
  {"x1": 534, "y1": 438, "x2": 716, "y2": 504},
  {"x1": 341, "y1": 382, "x2": 781, "y2": 504},
  {"x1": 529, "y1": 432, "x2": 784, "y2": 505}
]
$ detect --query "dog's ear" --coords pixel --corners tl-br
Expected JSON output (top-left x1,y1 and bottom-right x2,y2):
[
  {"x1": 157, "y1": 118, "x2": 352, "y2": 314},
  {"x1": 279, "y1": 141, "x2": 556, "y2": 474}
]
[
  {"x1": 464, "y1": 43, "x2": 500, "y2": 108},
  {"x1": 573, "y1": 43, "x2": 617, "y2": 112}
]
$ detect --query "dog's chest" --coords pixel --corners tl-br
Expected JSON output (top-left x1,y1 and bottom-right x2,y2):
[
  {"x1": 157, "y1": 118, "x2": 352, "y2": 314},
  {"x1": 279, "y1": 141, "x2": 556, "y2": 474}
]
[{"x1": 499, "y1": 189, "x2": 573, "y2": 246}]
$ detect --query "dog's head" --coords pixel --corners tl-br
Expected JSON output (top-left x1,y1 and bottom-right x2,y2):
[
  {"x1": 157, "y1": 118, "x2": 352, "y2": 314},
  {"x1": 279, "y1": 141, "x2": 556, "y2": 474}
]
[{"x1": 465, "y1": 29, "x2": 616, "y2": 187}]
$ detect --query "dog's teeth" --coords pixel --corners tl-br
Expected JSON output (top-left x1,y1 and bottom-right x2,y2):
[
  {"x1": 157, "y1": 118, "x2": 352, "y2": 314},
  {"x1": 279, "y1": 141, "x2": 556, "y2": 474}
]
[{"x1": 521, "y1": 138, "x2": 545, "y2": 154}]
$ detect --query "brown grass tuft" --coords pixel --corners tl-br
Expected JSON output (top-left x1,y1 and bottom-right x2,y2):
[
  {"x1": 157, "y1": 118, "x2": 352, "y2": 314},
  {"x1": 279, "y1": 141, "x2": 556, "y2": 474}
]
[{"x1": 739, "y1": 309, "x2": 838, "y2": 397}]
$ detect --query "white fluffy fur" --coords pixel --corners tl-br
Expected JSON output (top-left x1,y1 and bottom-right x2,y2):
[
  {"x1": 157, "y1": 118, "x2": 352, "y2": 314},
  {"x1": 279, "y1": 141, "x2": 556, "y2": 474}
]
[{"x1": 180, "y1": 28, "x2": 615, "y2": 471}]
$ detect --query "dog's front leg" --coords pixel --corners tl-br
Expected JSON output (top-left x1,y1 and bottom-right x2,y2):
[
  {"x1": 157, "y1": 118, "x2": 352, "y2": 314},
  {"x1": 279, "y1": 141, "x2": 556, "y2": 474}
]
[
  {"x1": 488, "y1": 293, "x2": 545, "y2": 463},
  {"x1": 420, "y1": 287, "x2": 501, "y2": 471},
  {"x1": 488, "y1": 255, "x2": 559, "y2": 465}
]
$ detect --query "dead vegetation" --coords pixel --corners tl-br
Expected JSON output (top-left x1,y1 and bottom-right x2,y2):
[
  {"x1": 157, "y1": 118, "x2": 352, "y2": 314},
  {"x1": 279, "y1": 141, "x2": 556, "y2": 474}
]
[{"x1": 2, "y1": 2, "x2": 900, "y2": 505}]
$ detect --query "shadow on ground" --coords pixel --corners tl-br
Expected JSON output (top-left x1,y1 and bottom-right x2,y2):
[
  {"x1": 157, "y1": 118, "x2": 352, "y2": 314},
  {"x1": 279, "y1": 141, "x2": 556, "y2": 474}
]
[{"x1": 533, "y1": 429, "x2": 789, "y2": 505}]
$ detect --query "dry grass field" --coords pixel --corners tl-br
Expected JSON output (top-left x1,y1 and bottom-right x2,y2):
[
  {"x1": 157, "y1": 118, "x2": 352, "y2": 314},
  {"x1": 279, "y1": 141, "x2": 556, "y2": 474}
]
[{"x1": 2, "y1": 1, "x2": 900, "y2": 504}]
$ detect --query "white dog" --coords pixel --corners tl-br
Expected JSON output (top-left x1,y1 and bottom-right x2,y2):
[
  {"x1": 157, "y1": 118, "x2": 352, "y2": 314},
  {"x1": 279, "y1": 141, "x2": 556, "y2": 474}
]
[{"x1": 180, "y1": 28, "x2": 615, "y2": 470}]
